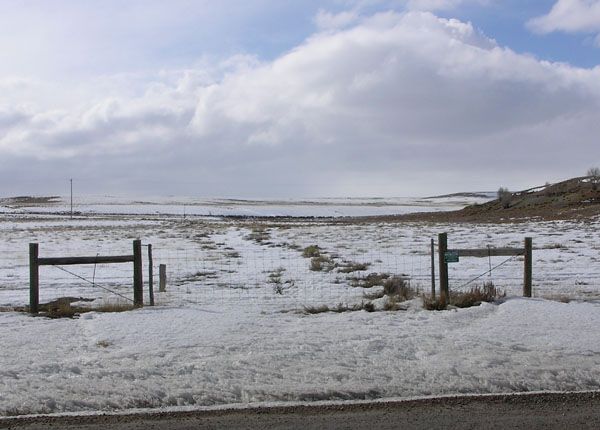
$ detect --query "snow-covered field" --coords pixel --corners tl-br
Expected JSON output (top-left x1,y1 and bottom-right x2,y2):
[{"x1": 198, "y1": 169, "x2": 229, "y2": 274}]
[
  {"x1": 0, "y1": 197, "x2": 599, "y2": 417},
  {"x1": 0, "y1": 193, "x2": 494, "y2": 217}
]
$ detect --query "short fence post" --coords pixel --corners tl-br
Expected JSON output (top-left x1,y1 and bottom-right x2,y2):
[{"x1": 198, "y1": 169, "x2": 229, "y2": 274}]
[
  {"x1": 159, "y1": 264, "x2": 167, "y2": 292},
  {"x1": 437, "y1": 233, "x2": 449, "y2": 304},
  {"x1": 133, "y1": 240, "x2": 143, "y2": 307},
  {"x1": 29, "y1": 243, "x2": 39, "y2": 314},
  {"x1": 147, "y1": 244, "x2": 154, "y2": 306},
  {"x1": 430, "y1": 238, "x2": 436, "y2": 299},
  {"x1": 524, "y1": 237, "x2": 532, "y2": 297}
]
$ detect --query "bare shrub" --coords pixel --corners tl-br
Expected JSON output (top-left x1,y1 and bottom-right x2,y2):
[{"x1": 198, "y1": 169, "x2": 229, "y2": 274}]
[{"x1": 497, "y1": 187, "x2": 512, "y2": 209}]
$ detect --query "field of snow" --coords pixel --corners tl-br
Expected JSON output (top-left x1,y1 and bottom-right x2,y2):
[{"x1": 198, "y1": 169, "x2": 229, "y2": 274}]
[
  {"x1": 0, "y1": 194, "x2": 494, "y2": 217},
  {"x1": 0, "y1": 197, "x2": 599, "y2": 417}
]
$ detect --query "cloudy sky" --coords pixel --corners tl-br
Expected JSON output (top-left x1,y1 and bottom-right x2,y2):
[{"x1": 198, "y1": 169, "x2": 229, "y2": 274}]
[{"x1": 1, "y1": 0, "x2": 599, "y2": 198}]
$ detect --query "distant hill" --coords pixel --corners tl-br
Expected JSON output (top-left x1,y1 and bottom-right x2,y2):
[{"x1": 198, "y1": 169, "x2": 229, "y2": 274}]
[
  {"x1": 463, "y1": 176, "x2": 600, "y2": 221},
  {"x1": 424, "y1": 192, "x2": 495, "y2": 200},
  {"x1": 382, "y1": 176, "x2": 600, "y2": 223}
]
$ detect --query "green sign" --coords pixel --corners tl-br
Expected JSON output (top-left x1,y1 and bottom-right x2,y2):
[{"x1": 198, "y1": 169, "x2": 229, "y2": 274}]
[{"x1": 444, "y1": 250, "x2": 459, "y2": 263}]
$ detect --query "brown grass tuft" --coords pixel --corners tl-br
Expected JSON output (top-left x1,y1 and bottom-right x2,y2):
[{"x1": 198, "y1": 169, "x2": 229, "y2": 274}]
[
  {"x1": 423, "y1": 282, "x2": 505, "y2": 310},
  {"x1": 302, "y1": 245, "x2": 321, "y2": 258}
]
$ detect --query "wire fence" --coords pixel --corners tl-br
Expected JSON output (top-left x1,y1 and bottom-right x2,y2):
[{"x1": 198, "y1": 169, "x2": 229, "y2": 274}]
[{"x1": 1, "y1": 235, "x2": 598, "y2": 309}]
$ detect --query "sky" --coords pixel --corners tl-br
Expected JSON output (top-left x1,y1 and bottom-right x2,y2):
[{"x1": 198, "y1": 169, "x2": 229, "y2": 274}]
[{"x1": 1, "y1": 0, "x2": 600, "y2": 198}]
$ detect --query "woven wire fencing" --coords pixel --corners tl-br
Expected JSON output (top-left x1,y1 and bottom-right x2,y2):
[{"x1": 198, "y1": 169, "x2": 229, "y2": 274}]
[{"x1": 1, "y1": 235, "x2": 599, "y2": 308}]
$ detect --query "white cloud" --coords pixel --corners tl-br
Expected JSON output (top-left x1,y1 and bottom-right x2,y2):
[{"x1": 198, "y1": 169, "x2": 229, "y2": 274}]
[
  {"x1": 406, "y1": 0, "x2": 481, "y2": 10},
  {"x1": 528, "y1": 0, "x2": 600, "y2": 34},
  {"x1": 1, "y1": 11, "x2": 600, "y2": 197},
  {"x1": 343, "y1": 0, "x2": 491, "y2": 12},
  {"x1": 315, "y1": 9, "x2": 360, "y2": 30}
]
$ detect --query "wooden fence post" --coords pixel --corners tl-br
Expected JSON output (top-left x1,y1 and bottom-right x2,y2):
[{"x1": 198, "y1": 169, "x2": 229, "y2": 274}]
[
  {"x1": 438, "y1": 233, "x2": 449, "y2": 304},
  {"x1": 147, "y1": 244, "x2": 154, "y2": 306},
  {"x1": 524, "y1": 237, "x2": 532, "y2": 297},
  {"x1": 159, "y1": 264, "x2": 167, "y2": 292},
  {"x1": 430, "y1": 238, "x2": 436, "y2": 299},
  {"x1": 29, "y1": 243, "x2": 39, "y2": 314},
  {"x1": 133, "y1": 240, "x2": 143, "y2": 307}
]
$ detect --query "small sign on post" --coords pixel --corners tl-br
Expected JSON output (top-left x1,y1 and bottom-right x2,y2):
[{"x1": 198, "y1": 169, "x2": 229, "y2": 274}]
[{"x1": 444, "y1": 250, "x2": 459, "y2": 263}]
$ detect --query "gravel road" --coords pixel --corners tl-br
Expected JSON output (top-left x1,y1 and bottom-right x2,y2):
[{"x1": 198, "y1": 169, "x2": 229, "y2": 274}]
[{"x1": 2, "y1": 391, "x2": 600, "y2": 430}]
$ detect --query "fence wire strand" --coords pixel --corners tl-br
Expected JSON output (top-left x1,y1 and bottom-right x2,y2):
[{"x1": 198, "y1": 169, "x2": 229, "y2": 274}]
[
  {"x1": 50, "y1": 264, "x2": 134, "y2": 303},
  {"x1": 455, "y1": 254, "x2": 519, "y2": 290}
]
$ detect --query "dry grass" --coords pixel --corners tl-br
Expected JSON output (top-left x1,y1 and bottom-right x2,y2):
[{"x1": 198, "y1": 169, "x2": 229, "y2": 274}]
[
  {"x1": 422, "y1": 292, "x2": 449, "y2": 311},
  {"x1": 267, "y1": 267, "x2": 294, "y2": 294},
  {"x1": 337, "y1": 261, "x2": 371, "y2": 273},
  {"x1": 423, "y1": 282, "x2": 505, "y2": 310},
  {"x1": 244, "y1": 227, "x2": 271, "y2": 244},
  {"x1": 302, "y1": 245, "x2": 321, "y2": 258},
  {"x1": 96, "y1": 339, "x2": 112, "y2": 348},
  {"x1": 383, "y1": 276, "x2": 416, "y2": 300},
  {"x1": 359, "y1": 275, "x2": 417, "y2": 308},
  {"x1": 383, "y1": 295, "x2": 408, "y2": 311},
  {"x1": 310, "y1": 255, "x2": 336, "y2": 272},
  {"x1": 349, "y1": 272, "x2": 390, "y2": 288}
]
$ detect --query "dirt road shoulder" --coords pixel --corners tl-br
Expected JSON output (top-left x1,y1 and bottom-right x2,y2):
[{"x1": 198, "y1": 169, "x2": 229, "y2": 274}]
[{"x1": 2, "y1": 391, "x2": 600, "y2": 430}]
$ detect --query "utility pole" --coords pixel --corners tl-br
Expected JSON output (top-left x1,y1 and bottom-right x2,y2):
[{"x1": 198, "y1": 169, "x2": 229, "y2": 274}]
[{"x1": 70, "y1": 178, "x2": 73, "y2": 219}]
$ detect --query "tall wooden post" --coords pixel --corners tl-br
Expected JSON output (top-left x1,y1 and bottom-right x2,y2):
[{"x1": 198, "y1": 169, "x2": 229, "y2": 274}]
[
  {"x1": 133, "y1": 240, "x2": 143, "y2": 307},
  {"x1": 29, "y1": 243, "x2": 39, "y2": 314},
  {"x1": 437, "y1": 233, "x2": 449, "y2": 305},
  {"x1": 430, "y1": 238, "x2": 436, "y2": 299},
  {"x1": 147, "y1": 244, "x2": 154, "y2": 306},
  {"x1": 159, "y1": 264, "x2": 167, "y2": 292},
  {"x1": 524, "y1": 237, "x2": 532, "y2": 297}
]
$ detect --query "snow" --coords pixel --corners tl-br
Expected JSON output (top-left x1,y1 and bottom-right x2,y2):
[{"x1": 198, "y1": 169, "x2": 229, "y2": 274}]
[
  {"x1": 0, "y1": 194, "x2": 493, "y2": 217},
  {"x1": 1, "y1": 299, "x2": 600, "y2": 416},
  {"x1": 0, "y1": 197, "x2": 599, "y2": 416}
]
